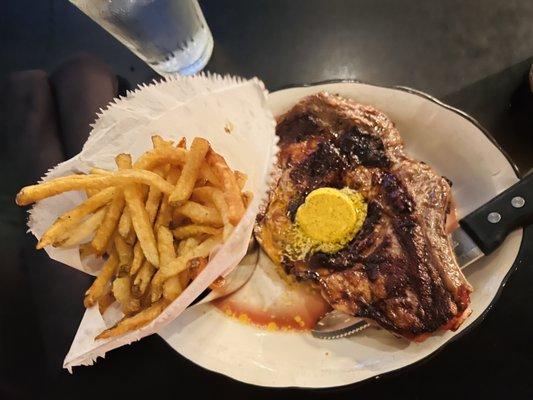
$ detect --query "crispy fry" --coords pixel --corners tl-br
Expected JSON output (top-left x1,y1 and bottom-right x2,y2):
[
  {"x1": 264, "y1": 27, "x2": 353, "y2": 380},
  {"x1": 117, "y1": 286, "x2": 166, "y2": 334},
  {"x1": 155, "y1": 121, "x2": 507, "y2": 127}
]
[
  {"x1": 124, "y1": 183, "x2": 159, "y2": 267},
  {"x1": 132, "y1": 260, "x2": 155, "y2": 297},
  {"x1": 95, "y1": 299, "x2": 168, "y2": 340},
  {"x1": 118, "y1": 208, "x2": 131, "y2": 238},
  {"x1": 234, "y1": 170, "x2": 247, "y2": 191},
  {"x1": 162, "y1": 276, "x2": 182, "y2": 301},
  {"x1": 172, "y1": 224, "x2": 221, "y2": 239},
  {"x1": 175, "y1": 201, "x2": 223, "y2": 226},
  {"x1": 16, "y1": 170, "x2": 173, "y2": 206},
  {"x1": 133, "y1": 146, "x2": 186, "y2": 171},
  {"x1": 206, "y1": 150, "x2": 245, "y2": 225},
  {"x1": 160, "y1": 234, "x2": 221, "y2": 279},
  {"x1": 190, "y1": 186, "x2": 215, "y2": 205},
  {"x1": 151, "y1": 135, "x2": 174, "y2": 149},
  {"x1": 114, "y1": 235, "x2": 133, "y2": 274},
  {"x1": 130, "y1": 242, "x2": 144, "y2": 275},
  {"x1": 191, "y1": 186, "x2": 234, "y2": 240},
  {"x1": 157, "y1": 226, "x2": 176, "y2": 267},
  {"x1": 112, "y1": 276, "x2": 140, "y2": 314},
  {"x1": 91, "y1": 192, "x2": 125, "y2": 254},
  {"x1": 145, "y1": 166, "x2": 166, "y2": 225},
  {"x1": 198, "y1": 163, "x2": 222, "y2": 187},
  {"x1": 84, "y1": 252, "x2": 119, "y2": 308},
  {"x1": 57, "y1": 206, "x2": 107, "y2": 247},
  {"x1": 98, "y1": 290, "x2": 115, "y2": 315},
  {"x1": 38, "y1": 187, "x2": 117, "y2": 249},
  {"x1": 154, "y1": 166, "x2": 181, "y2": 230},
  {"x1": 157, "y1": 226, "x2": 179, "y2": 301},
  {"x1": 169, "y1": 137, "x2": 210, "y2": 204}
]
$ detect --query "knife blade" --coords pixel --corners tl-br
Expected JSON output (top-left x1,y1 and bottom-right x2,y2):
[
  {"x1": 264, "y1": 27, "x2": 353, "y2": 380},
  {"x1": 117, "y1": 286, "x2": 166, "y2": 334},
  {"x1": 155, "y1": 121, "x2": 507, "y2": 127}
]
[{"x1": 312, "y1": 172, "x2": 533, "y2": 339}]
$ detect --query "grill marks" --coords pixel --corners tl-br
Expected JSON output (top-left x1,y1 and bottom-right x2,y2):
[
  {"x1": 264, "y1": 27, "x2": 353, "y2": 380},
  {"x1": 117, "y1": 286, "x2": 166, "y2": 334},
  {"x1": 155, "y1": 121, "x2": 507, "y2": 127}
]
[{"x1": 255, "y1": 92, "x2": 472, "y2": 340}]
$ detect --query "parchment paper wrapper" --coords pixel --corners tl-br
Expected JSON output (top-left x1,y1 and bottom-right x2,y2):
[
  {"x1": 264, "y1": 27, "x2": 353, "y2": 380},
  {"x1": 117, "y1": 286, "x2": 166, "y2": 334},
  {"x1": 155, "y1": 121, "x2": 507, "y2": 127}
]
[{"x1": 26, "y1": 74, "x2": 277, "y2": 370}]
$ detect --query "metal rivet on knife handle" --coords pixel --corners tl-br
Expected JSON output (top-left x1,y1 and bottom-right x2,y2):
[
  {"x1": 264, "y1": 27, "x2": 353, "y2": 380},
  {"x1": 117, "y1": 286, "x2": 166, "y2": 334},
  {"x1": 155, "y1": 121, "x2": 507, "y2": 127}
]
[
  {"x1": 487, "y1": 212, "x2": 501, "y2": 223},
  {"x1": 511, "y1": 196, "x2": 525, "y2": 209}
]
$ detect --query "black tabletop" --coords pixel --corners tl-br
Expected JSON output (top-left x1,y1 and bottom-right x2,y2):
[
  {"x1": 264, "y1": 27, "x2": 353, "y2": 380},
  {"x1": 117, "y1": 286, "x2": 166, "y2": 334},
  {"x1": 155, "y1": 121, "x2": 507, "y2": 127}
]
[{"x1": 1, "y1": 1, "x2": 533, "y2": 399}]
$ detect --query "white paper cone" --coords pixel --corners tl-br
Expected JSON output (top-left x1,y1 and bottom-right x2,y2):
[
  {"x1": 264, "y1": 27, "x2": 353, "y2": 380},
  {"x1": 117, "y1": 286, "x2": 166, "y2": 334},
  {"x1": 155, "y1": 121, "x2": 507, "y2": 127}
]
[{"x1": 24, "y1": 73, "x2": 277, "y2": 369}]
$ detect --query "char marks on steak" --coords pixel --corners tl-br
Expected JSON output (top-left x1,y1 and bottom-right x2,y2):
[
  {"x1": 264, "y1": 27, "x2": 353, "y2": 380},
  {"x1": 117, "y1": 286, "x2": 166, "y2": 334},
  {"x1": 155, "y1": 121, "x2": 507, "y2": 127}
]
[{"x1": 255, "y1": 92, "x2": 472, "y2": 340}]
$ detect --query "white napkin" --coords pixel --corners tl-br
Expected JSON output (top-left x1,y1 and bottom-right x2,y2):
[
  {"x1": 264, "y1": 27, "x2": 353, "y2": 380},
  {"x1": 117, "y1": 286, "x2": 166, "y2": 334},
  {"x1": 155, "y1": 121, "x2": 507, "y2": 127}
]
[{"x1": 25, "y1": 73, "x2": 277, "y2": 370}]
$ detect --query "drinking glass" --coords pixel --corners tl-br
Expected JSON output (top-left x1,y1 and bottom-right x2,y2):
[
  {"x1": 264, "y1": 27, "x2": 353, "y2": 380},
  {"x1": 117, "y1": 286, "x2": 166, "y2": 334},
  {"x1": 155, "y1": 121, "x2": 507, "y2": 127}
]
[{"x1": 70, "y1": 0, "x2": 214, "y2": 76}]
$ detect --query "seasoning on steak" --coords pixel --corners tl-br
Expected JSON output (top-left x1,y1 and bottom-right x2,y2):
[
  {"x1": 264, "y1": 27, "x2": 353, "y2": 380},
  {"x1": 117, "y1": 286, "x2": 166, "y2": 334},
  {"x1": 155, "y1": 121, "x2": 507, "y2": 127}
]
[{"x1": 255, "y1": 92, "x2": 472, "y2": 341}]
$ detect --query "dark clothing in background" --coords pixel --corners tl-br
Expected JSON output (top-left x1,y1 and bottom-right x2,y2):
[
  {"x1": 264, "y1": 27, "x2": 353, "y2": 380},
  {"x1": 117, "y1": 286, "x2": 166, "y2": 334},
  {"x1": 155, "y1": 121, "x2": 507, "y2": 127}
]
[{"x1": 0, "y1": 53, "x2": 118, "y2": 398}]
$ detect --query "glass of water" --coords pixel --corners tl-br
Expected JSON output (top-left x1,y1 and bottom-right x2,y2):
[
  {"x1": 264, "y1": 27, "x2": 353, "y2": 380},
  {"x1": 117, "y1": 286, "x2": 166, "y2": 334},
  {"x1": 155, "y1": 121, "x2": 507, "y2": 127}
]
[{"x1": 70, "y1": 0, "x2": 214, "y2": 76}]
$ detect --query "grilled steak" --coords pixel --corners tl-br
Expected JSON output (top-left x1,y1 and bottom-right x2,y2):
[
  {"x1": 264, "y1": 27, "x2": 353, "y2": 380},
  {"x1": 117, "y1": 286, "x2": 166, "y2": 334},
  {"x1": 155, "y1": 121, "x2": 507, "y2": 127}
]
[{"x1": 255, "y1": 92, "x2": 472, "y2": 340}]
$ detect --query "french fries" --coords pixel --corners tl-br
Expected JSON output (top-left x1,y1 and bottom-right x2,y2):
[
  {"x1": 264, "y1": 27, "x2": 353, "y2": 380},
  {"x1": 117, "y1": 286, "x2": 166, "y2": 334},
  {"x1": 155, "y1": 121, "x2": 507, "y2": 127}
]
[
  {"x1": 169, "y1": 137, "x2": 210, "y2": 204},
  {"x1": 206, "y1": 150, "x2": 245, "y2": 225},
  {"x1": 91, "y1": 192, "x2": 125, "y2": 254},
  {"x1": 15, "y1": 135, "x2": 250, "y2": 340},
  {"x1": 58, "y1": 207, "x2": 107, "y2": 247},
  {"x1": 38, "y1": 187, "x2": 118, "y2": 249},
  {"x1": 84, "y1": 251, "x2": 119, "y2": 308},
  {"x1": 16, "y1": 169, "x2": 173, "y2": 206}
]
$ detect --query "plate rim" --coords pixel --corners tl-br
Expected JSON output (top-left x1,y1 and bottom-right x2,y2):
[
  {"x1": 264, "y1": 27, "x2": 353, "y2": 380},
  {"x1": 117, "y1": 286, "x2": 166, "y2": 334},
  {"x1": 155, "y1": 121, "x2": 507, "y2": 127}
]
[{"x1": 168, "y1": 79, "x2": 525, "y2": 390}]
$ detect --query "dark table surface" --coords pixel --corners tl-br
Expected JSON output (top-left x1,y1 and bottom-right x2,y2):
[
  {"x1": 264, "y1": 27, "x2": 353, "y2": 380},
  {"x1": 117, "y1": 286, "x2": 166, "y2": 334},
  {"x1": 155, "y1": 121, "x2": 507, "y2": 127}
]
[{"x1": 1, "y1": 1, "x2": 533, "y2": 399}]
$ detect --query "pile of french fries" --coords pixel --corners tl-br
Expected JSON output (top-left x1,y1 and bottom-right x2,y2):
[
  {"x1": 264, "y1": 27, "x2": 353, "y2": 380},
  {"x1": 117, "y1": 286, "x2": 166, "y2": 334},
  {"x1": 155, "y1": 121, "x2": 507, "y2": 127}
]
[{"x1": 16, "y1": 136, "x2": 251, "y2": 339}]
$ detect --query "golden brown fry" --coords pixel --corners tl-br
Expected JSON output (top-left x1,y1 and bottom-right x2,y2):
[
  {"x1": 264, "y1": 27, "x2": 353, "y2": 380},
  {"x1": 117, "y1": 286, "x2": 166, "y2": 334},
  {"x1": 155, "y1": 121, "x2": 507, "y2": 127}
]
[
  {"x1": 198, "y1": 163, "x2": 222, "y2": 187},
  {"x1": 118, "y1": 208, "x2": 132, "y2": 239},
  {"x1": 98, "y1": 290, "x2": 116, "y2": 315},
  {"x1": 162, "y1": 275, "x2": 182, "y2": 301},
  {"x1": 130, "y1": 242, "x2": 144, "y2": 275},
  {"x1": 169, "y1": 137, "x2": 210, "y2": 204},
  {"x1": 112, "y1": 276, "x2": 140, "y2": 314},
  {"x1": 172, "y1": 224, "x2": 221, "y2": 239},
  {"x1": 133, "y1": 146, "x2": 186, "y2": 171},
  {"x1": 114, "y1": 235, "x2": 133, "y2": 273},
  {"x1": 145, "y1": 166, "x2": 166, "y2": 225},
  {"x1": 190, "y1": 186, "x2": 233, "y2": 239},
  {"x1": 16, "y1": 170, "x2": 173, "y2": 206},
  {"x1": 38, "y1": 187, "x2": 117, "y2": 249},
  {"x1": 84, "y1": 251, "x2": 119, "y2": 308},
  {"x1": 154, "y1": 166, "x2": 181, "y2": 230},
  {"x1": 175, "y1": 201, "x2": 223, "y2": 226},
  {"x1": 132, "y1": 260, "x2": 155, "y2": 297},
  {"x1": 206, "y1": 150, "x2": 245, "y2": 225},
  {"x1": 156, "y1": 226, "x2": 179, "y2": 301},
  {"x1": 95, "y1": 299, "x2": 168, "y2": 340},
  {"x1": 57, "y1": 206, "x2": 107, "y2": 247},
  {"x1": 190, "y1": 186, "x2": 215, "y2": 205},
  {"x1": 234, "y1": 170, "x2": 247, "y2": 191},
  {"x1": 159, "y1": 234, "x2": 221, "y2": 280},
  {"x1": 91, "y1": 192, "x2": 125, "y2": 254},
  {"x1": 157, "y1": 226, "x2": 176, "y2": 267},
  {"x1": 115, "y1": 153, "x2": 132, "y2": 169},
  {"x1": 151, "y1": 135, "x2": 174, "y2": 149},
  {"x1": 124, "y1": 183, "x2": 159, "y2": 267}
]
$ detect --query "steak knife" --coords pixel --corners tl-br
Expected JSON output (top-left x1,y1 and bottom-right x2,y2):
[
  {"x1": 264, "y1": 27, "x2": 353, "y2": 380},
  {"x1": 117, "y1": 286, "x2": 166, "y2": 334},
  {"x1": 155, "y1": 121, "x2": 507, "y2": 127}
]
[{"x1": 313, "y1": 172, "x2": 533, "y2": 339}]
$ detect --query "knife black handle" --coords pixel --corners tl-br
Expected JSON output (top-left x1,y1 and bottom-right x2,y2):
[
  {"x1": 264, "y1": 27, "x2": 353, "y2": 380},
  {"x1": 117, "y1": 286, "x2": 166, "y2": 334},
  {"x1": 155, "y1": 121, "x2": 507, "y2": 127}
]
[{"x1": 460, "y1": 172, "x2": 533, "y2": 255}]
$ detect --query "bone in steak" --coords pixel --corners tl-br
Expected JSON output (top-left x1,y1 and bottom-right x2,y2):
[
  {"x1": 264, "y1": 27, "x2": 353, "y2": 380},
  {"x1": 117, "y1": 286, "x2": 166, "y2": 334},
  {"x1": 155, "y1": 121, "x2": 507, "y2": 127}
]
[{"x1": 255, "y1": 92, "x2": 472, "y2": 341}]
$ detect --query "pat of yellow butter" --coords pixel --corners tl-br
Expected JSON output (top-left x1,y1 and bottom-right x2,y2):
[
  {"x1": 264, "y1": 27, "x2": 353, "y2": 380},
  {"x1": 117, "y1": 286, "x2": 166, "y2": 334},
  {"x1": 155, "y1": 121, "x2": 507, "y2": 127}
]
[{"x1": 295, "y1": 187, "x2": 357, "y2": 243}]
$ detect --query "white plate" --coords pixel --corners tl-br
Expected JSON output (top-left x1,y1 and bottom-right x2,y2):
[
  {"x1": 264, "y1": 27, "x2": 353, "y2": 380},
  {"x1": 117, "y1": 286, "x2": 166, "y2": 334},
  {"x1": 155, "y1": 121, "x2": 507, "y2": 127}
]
[{"x1": 159, "y1": 81, "x2": 522, "y2": 388}]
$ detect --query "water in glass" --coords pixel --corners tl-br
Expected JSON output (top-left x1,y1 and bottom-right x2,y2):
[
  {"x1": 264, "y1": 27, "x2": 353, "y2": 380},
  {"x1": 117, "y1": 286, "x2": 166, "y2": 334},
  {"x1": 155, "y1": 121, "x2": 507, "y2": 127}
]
[{"x1": 70, "y1": 0, "x2": 213, "y2": 76}]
